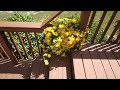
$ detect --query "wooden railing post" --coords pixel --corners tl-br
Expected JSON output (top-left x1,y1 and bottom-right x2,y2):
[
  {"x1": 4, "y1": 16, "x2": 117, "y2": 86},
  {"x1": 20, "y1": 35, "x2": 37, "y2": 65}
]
[
  {"x1": 0, "y1": 31, "x2": 18, "y2": 65},
  {"x1": 80, "y1": 11, "x2": 91, "y2": 31}
]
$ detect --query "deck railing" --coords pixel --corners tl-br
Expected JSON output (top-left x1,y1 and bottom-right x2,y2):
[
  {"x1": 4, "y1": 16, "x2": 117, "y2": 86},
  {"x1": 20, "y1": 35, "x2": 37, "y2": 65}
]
[{"x1": 0, "y1": 11, "x2": 120, "y2": 65}]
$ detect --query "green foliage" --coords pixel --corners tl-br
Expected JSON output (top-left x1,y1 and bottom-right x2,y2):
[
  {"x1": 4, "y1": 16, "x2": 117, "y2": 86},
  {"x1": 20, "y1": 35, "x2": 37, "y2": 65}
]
[
  {"x1": 6, "y1": 11, "x2": 34, "y2": 22},
  {"x1": 86, "y1": 23, "x2": 108, "y2": 43},
  {"x1": 5, "y1": 12, "x2": 37, "y2": 59}
]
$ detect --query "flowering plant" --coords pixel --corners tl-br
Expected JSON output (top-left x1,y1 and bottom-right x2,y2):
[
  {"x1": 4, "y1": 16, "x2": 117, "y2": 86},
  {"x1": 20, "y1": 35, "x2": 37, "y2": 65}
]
[{"x1": 40, "y1": 17, "x2": 90, "y2": 65}]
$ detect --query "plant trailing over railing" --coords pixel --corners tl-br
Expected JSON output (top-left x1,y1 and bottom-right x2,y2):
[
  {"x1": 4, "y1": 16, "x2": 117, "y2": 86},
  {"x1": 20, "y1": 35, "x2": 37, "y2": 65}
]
[{"x1": 40, "y1": 17, "x2": 90, "y2": 65}]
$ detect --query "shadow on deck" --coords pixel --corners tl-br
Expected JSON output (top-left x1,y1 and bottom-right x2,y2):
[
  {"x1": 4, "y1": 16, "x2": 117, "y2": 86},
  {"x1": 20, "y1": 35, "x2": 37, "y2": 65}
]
[{"x1": 0, "y1": 43, "x2": 120, "y2": 79}]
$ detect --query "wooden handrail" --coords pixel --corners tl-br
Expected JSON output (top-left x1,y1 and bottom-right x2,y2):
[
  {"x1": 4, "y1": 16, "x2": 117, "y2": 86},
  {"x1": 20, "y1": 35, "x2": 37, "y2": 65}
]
[
  {"x1": 0, "y1": 11, "x2": 62, "y2": 32},
  {"x1": 0, "y1": 22, "x2": 42, "y2": 32},
  {"x1": 0, "y1": 22, "x2": 52, "y2": 32},
  {"x1": 0, "y1": 11, "x2": 63, "y2": 64}
]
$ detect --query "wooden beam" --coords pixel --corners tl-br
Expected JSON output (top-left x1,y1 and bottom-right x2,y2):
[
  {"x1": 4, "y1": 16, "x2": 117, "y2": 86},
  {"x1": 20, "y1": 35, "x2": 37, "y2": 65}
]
[
  {"x1": 0, "y1": 43, "x2": 9, "y2": 59},
  {"x1": 0, "y1": 22, "x2": 51, "y2": 32},
  {"x1": 8, "y1": 32, "x2": 23, "y2": 59},
  {"x1": 16, "y1": 32, "x2": 29, "y2": 59},
  {"x1": 88, "y1": 11, "x2": 96, "y2": 28},
  {"x1": 0, "y1": 22, "x2": 42, "y2": 28},
  {"x1": 25, "y1": 32, "x2": 35, "y2": 58},
  {"x1": 0, "y1": 52, "x2": 4, "y2": 59},
  {"x1": 0, "y1": 32, "x2": 18, "y2": 64},
  {"x1": 80, "y1": 11, "x2": 91, "y2": 31},
  {"x1": 34, "y1": 32, "x2": 41, "y2": 56}
]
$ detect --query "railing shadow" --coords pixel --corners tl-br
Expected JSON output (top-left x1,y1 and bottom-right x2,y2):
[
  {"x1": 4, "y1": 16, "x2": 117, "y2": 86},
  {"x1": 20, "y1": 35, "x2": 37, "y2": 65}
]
[
  {"x1": 0, "y1": 55, "x2": 72, "y2": 79},
  {"x1": 30, "y1": 56, "x2": 49, "y2": 79},
  {"x1": 0, "y1": 43, "x2": 119, "y2": 79},
  {"x1": 30, "y1": 54, "x2": 72, "y2": 79},
  {"x1": 49, "y1": 54, "x2": 72, "y2": 79},
  {"x1": 77, "y1": 43, "x2": 120, "y2": 60},
  {"x1": 0, "y1": 59, "x2": 32, "y2": 79}
]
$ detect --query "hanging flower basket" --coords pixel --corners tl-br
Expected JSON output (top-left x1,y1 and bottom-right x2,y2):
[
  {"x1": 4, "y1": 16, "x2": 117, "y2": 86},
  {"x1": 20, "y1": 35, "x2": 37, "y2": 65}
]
[{"x1": 39, "y1": 17, "x2": 90, "y2": 65}]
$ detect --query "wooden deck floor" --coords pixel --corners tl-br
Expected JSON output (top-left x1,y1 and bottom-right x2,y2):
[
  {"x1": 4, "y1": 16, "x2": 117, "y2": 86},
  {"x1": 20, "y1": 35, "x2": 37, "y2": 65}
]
[{"x1": 0, "y1": 44, "x2": 120, "y2": 79}]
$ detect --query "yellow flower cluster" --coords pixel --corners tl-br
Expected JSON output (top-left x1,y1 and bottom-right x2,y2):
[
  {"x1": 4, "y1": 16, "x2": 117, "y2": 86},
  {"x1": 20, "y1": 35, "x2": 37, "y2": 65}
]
[{"x1": 40, "y1": 17, "x2": 90, "y2": 65}]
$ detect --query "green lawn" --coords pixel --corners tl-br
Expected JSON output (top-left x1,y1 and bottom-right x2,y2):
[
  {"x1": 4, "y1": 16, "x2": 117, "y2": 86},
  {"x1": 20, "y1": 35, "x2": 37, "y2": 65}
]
[{"x1": 0, "y1": 11, "x2": 120, "y2": 38}]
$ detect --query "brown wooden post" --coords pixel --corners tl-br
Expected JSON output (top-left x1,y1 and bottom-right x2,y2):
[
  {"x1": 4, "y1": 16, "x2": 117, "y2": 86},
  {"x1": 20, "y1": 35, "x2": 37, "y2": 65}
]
[
  {"x1": 91, "y1": 11, "x2": 107, "y2": 44},
  {"x1": 80, "y1": 11, "x2": 91, "y2": 31},
  {"x1": 0, "y1": 31, "x2": 18, "y2": 65}
]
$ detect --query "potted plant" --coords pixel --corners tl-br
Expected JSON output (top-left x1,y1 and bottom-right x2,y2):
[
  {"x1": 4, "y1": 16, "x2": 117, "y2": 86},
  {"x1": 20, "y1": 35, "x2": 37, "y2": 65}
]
[{"x1": 39, "y1": 17, "x2": 90, "y2": 65}]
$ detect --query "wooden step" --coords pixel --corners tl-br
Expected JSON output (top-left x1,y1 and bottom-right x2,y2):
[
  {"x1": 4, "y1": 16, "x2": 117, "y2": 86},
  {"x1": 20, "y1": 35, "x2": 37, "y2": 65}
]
[
  {"x1": 49, "y1": 54, "x2": 71, "y2": 79},
  {"x1": 30, "y1": 56, "x2": 49, "y2": 79}
]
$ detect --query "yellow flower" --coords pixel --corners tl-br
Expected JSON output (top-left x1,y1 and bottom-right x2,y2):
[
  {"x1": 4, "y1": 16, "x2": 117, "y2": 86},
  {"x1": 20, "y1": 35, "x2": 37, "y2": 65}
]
[
  {"x1": 54, "y1": 32, "x2": 59, "y2": 36},
  {"x1": 86, "y1": 27, "x2": 90, "y2": 33},
  {"x1": 58, "y1": 37, "x2": 62, "y2": 42},
  {"x1": 80, "y1": 32, "x2": 84, "y2": 37},
  {"x1": 61, "y1": 34, "x2": 65, "y2": 38},
  {"x1": 43, "y1": 31, "x2": 47, "y2": 35},
  {"x1": 61, "y1": 53, "x2": 66, "y2": 57},
  {"x1": 80, "y1": 38, "x2": 85, "y2": 45},
  {"x1": 56, "y1": 51, "x2": 61, "y2": 55},
  {"x1": 79, "y1": 45, "x2": 83, "y2": 49},
  {"x1": 41, "y1": 17, "x2": 89, "y2": 65},
  {"x1": 59, "y1": 24, "x2": 65, "y2": 29},
  {"x1": 69, "y1": 44, "x2": 75, "y2": 48},
  {"x1": 43, "y1": 49, "x2": 48, "y2": 52},
  {"x1": 55, "y1": 43, "x2": 60, "y2": 47},
  {"x1": 50, "y1": 45, "x2": 54, "y2": 49},
  {"x1": 43, "y1": 53, "x2": 51, "y2": 58},
  {"x1": 47, "y1": 54, "x2": 51, "y2": 58},
  {"x1": 53, "y1": 39, "x2": 57, "y2": 43},
  {"x1": 46, "y1": 33, "x2": 51, "y2": 37},
  {"x1": 43, "y1": 53, "x2": 48, "y2": 57},
  {"x1": 60, "y1": 29, "x2": 65, "y2": 34},
  {"x1": 69, "y1": 27, "x2": 73, "y2": 31},
  {"x1": 44, "y1": 59, "x2": 49, "y2": 65},
  {"x1": 72, "y1": 19, "x2": 77, "y2": 23},
  {"x1": 41, "y1": 44, "x2": 45, "y2": 48},
  {"x1": 65, "y1": 32, "x2": 69, "y2": 36},
  {"x1": 68, "y1": 41, "x2": 73, "y2": 45},
  {"x1": 68, "y1": 36, "x2": 75, "y2": 42},
  {"x1": 33, "y1": 47, "x2": 38, "y2": 53},
  {"x1": 73, "y1": 31, "x2": 80, "y2": 36},
  {"x1": 52, "y1": 21, "x2": 57, "y2": 26},
  {"x1": 44, "y1": 38, "x2": 50, "y2": 44},
  {"x1": 76, "y1": 36, "x2": 80, "y2": 42},
  {"x1": 53, "y1": 26, "x2": 57, "y2": 29}
]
